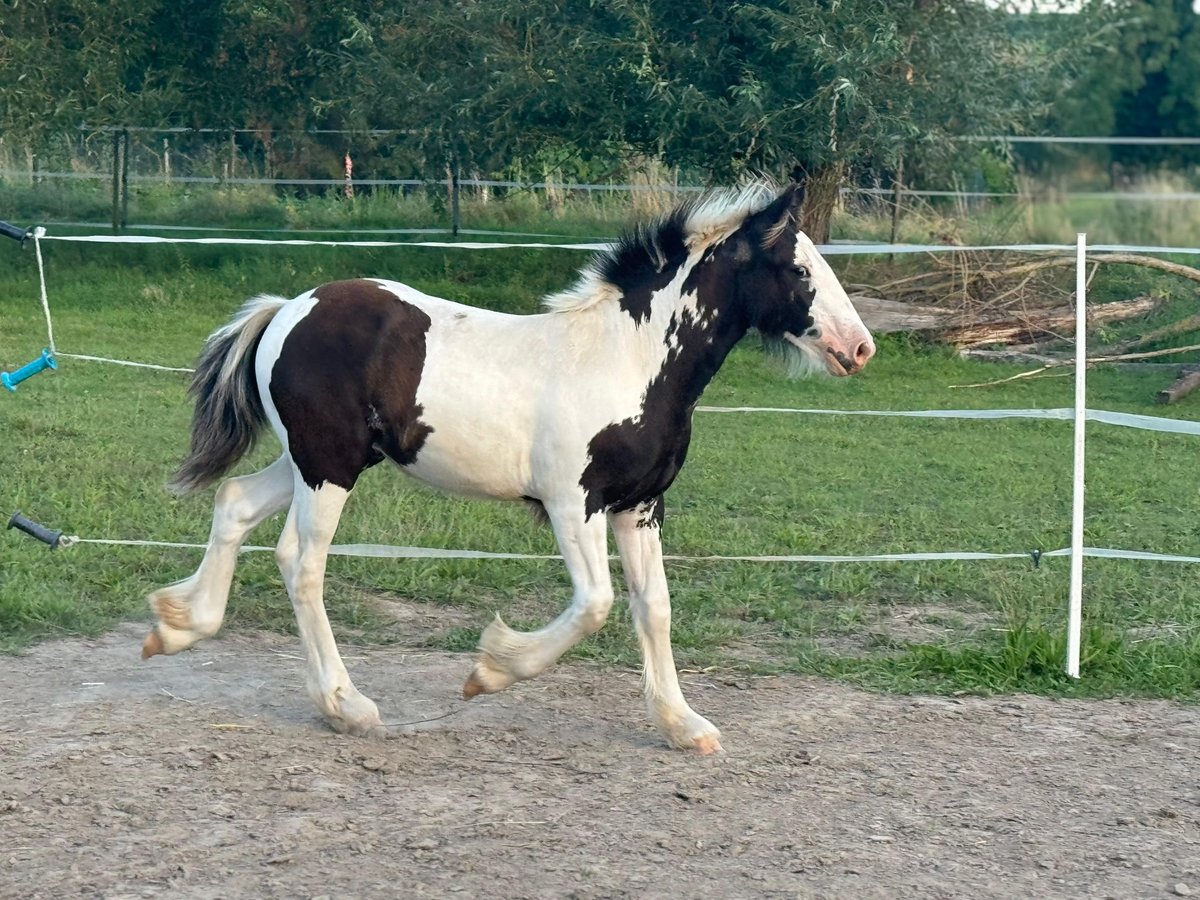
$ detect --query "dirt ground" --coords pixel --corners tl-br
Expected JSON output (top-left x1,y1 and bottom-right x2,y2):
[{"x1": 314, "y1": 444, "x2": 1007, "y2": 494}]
[{"x1": 1, "y1": 622, "x2": 1197, "y2": 900}]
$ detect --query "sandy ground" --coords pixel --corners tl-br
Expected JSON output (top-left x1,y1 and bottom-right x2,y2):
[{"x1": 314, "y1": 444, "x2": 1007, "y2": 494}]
[{"x1": 1, "y1": 622, "x2": 1198, "y2": 899}]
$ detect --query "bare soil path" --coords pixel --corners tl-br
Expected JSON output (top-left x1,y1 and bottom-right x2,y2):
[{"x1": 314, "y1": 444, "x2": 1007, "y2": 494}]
[{"x1": 2, "y1": 623, "x2": 1198, "y2": 899}]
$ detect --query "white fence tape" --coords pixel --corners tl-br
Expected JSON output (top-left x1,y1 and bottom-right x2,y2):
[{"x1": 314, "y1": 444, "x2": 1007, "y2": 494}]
[
  {"x1": 38, "y1": 233, "x2": 612, "y2": 251},
  {"x1": 56, "y1": 538, "x2": 1200, "y2": 566},
  {"x1": 698, "y1": 407, "x2": 1200, "y2": 437},
  {"x1": 36, "y1": 232, "x2": 1200, "y2": 256},
  {"x1": 40, "y1": 222, "x2": 590, "y2": 239}
]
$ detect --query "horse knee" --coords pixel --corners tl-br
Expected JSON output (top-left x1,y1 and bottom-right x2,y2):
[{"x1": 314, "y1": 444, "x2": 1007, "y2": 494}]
[
  {"x1": 274, "y1": 538, "x2": 299, "y2": 580},
  {"x1": 633, "y1": 592, "x2": 671, "y2": 635},
  {"x1": 579, "y1": 587, "x2": 615, "y2": 634}
]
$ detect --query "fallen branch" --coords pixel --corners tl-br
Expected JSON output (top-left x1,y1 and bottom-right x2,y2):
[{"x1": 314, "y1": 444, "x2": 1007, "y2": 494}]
[
  {"x1": 855, "y1": 293, "x2": 1160, "y2": 342},
  {"x1": 949, "y1": 365, "x2": 1064, "y2": 389},
  {"x1": 1157, "y1": 367, "x2": 1200, "y2": 405},
  {"x1": 943, "y1": 295, "x2": 1160, "y2": 347},
  {"x1": 1110, "y1": 312, "x2": 1200, "y2": 354},
  {"x1": 947, "y1": 253, "x2": 1200, "y2": 287},
  {"x1": 864, "y1": 252, "x2": 1200, "y2": 329},
  {"x1": 954, "y1": 343, "x2": 1200, "y2": 389}
]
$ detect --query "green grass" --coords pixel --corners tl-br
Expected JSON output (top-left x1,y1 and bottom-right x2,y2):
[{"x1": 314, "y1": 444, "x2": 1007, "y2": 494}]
[{"x1": 1, "y1": 233, "x2": 1199, "y2": 700}]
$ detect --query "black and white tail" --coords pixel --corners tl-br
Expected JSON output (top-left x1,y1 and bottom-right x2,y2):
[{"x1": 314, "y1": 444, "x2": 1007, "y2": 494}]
[{"x1": 169, "y1": 295, "x2": 287, "y2": 494}]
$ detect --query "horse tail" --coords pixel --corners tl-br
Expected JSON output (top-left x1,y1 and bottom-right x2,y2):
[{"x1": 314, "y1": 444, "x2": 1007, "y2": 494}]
[{"x1": 169, "y1": 294, "x2": 287, "y2": 495}]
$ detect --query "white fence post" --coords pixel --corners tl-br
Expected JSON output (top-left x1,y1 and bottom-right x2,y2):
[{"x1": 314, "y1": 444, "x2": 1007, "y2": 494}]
[{"x1": 1066, "y1": 233, "x2": 1087, "y2": 678}]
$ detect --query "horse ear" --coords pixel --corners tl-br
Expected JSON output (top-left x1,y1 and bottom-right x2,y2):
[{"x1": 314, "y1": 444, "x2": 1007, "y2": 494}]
[
  {"x1": 788, "y1": 182, "x2": 806, "y2": 215},
  {"x1": 747, "y1": 184, "x2": 803, "y2": 248},
  {"x1": 787, "y1": 167, "x2": 807, "y2": 213}
]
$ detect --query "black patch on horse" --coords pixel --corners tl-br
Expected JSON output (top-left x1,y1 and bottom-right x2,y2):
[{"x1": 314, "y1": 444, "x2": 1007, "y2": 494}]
[
  {"x1": 579, "y1": 254, "x2": 736, "y2": 519},
  {"x1": 270, "y1": 279, "x2": 434, "y2": 491},
  {"x1": 579, "y1": 187, "x2": 815, "y2": 520},
  {"x1": 593, "y1": 207, "x2": 692, "y2": 324}
]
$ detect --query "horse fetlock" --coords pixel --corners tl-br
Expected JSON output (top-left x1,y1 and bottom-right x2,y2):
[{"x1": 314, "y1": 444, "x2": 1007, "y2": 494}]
[
  {"x1": 477, "y1": 615, "x2": 546, "y2": 678},
  {"x1": 143, "y1": 587, "x2": 222, "y2": 659},
  {"x1": 149, "y1": 588, "x2": 196, "y2": 632}
]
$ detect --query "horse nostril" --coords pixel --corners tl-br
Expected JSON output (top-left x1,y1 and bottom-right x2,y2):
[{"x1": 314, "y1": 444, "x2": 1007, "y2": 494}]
[{"x1": 854, "y1": 340, "x2": 876, "y2": 368}]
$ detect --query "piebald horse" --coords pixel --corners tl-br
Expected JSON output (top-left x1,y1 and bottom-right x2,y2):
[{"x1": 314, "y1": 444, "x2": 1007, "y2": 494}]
[{"x1": 143, "y1": 181, "x2": 874, "y2": 753}]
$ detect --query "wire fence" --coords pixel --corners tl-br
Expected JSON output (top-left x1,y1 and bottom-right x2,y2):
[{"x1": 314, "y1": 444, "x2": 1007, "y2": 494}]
[{"x1": 5, "y1": 129, "x2": 1200, "y2": 235}]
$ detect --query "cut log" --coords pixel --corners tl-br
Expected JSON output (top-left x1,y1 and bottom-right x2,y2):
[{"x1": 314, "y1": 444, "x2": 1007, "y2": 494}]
[
  {"x1": 1156, "y1": 367, "x2": 1200, "y2": 405},
  {"x1": 849, "y1": 294, "x2": 953, "y2": 332}
]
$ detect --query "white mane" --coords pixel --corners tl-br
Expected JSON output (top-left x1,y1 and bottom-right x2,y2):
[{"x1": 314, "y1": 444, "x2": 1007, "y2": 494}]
[{"x1": 543, "y1": 179, "x2": 781, "y2": 314}]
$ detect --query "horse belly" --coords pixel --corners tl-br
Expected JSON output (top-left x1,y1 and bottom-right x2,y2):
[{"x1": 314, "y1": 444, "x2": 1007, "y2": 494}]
[
  {"x1": 399, "y1": 355, "x2": 539, "y2": 500},
  {"x1": 398, "y1": 418, "x2": 531, "y2": 500}
]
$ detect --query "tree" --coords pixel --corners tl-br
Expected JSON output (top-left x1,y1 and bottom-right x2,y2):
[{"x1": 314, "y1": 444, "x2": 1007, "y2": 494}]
[
  {"x1": 0, "y1": 0, "x2": 178, "y2": 152},
  {"x1": 327, "y1": 1, "x2": 635, "y2": 176},
  {"x1": 1041, "y1": 1, "x2": 1200, "y2": 173},
  {"x1": 333, "y1": 1, "x2": 1097, "y2": 239},
  {"x1": 593, "y1": 0, "x2": 1099, "y2": 239}
]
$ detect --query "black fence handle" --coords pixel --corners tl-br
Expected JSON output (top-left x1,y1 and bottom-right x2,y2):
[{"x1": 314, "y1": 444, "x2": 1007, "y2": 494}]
[
  {"x1": 0, "y1": 220, "x2": 31, "y2": 244},
  {"x1": 7, "y1": 512, "x2": 65, "y2": 549}
]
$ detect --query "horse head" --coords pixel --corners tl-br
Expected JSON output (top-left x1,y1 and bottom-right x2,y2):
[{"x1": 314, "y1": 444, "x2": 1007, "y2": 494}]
[{"x1": 724, "y1": 184, "x2": 875, "y2": 377}]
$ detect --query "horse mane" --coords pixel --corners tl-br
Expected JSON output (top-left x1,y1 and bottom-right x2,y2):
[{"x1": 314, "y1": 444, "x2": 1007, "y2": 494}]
[{"x1": 543, "y1": 179, "x2": 781, "y2": 314}]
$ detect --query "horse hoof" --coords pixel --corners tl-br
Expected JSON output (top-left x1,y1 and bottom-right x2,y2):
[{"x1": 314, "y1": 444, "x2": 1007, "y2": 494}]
[
  {"x1": 141, "y1": 628, "x2": 165, "y2": 660},
  {"x1": 355, "y1": 722, "x2": 391, "y2": 741},
  {"x1": 462, "y1": 670, "x2": 485, "y2": 700},
  {"x1": 693, "y1": 734, "x2": 723, "y2": 756}
]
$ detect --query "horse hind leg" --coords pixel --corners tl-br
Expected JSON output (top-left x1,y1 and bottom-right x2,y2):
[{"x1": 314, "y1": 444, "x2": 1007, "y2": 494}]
[
  {"x1": 275, "y1": 478, "x2": 385, "y2": 738},
  {"x1": 142, "y1": 454, "x2": 294, "y2": 658},
  {"x1": 464, "y1": 502, "x2": 613, "y2": 698}
]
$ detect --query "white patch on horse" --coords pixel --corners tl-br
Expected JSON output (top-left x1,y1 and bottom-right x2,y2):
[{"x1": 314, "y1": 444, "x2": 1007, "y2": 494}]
[{"x1": 255, "y1": 289, "x2": 320, "y2": 455}]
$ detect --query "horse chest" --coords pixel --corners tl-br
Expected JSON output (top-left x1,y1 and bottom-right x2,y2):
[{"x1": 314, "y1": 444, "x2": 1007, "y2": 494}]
[{"x1": 579, "y1": 412, "x2": 693, "y2": 518}]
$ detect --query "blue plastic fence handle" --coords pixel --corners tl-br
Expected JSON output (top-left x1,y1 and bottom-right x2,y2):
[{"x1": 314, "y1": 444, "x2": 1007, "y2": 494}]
[{"x1": 2, "y1": 349, "x2": 57, "y2": 392}]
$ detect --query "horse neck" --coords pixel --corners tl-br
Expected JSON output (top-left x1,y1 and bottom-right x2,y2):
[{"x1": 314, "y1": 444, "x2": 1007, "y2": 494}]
[{"x1": 611, "y1": 251, "x2": 750, "y2": 414}]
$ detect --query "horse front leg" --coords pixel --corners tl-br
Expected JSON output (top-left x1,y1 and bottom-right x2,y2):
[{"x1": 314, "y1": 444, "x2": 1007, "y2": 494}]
[
  {"x1": 143, "y1": 454, "x2": 294, "y2": 658},
  {"x1": 463, "y1": 502, "x2": 613, "y2": 698},
  {"x1": 275, "y1": 479, "x2": 385, "y2": 738},
  {"x1": 610, "y1": 502, "x2": 721, "y2": 754}
]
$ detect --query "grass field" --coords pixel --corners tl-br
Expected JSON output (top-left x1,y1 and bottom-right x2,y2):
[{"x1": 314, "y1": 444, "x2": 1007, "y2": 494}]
[{"x1": 1, "y1": 215, "x2": 1199, "y2": 699}]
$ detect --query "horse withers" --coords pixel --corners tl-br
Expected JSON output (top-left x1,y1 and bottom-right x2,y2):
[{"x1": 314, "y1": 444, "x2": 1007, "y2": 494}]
[{"x1": 143, "y1": 181, "x2": 874, "y2": 754}]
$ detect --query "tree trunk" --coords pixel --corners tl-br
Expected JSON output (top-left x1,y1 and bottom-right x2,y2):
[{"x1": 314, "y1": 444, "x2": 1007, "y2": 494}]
[{"x1": 798, "y1": 162, "x2": 844, "y2": 244}]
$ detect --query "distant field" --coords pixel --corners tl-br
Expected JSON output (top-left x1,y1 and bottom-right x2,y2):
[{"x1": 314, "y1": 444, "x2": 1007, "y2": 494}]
[{"x1": 1, "y1": 216, "x2": 1198, "y2": 699}]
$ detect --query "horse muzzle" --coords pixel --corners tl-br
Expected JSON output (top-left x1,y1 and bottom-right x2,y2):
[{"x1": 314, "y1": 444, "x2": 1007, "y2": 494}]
[{"x1": 824, "y1": 338, "x2": 875, "y2": 376}]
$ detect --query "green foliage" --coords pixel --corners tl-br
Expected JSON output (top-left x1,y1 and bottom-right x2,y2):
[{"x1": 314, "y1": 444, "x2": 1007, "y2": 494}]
[
  {"x1": 0, "y1": 0, "x2": 180, "y2": 141},
  {"x1": 1041, "y1": 1, "x2": 1200, "y2": 171},
  {"x1": 0, "y1": 1, "x2": 1109, "y2": 237}
]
